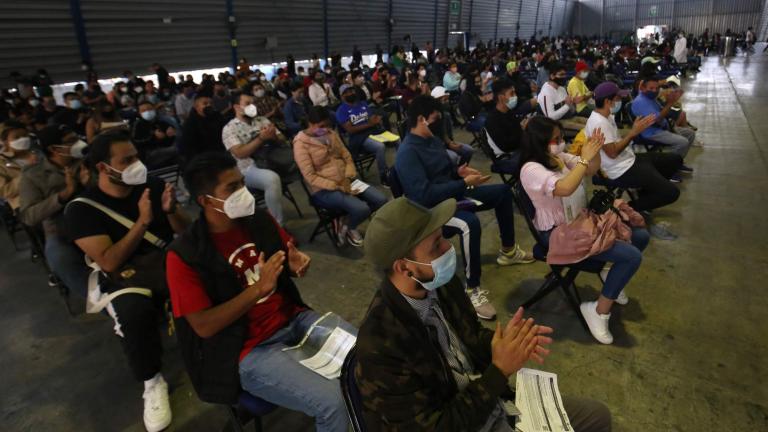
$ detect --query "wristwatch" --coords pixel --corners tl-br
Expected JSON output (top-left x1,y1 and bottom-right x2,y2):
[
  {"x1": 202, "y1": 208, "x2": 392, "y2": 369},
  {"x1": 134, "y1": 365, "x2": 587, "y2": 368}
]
[{"x1": 577, "y1": 157, "x2": 589, "y2": 167}]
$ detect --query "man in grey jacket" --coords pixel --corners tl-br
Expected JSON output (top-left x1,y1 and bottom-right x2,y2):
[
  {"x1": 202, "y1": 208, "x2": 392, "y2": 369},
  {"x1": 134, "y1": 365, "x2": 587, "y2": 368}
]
[{"x1": 19, "y1": 124, "x2": 90, "y2": 296}]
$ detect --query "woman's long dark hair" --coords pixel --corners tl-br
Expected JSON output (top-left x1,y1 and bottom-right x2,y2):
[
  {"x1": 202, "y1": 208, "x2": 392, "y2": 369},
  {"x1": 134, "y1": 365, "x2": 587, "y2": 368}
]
[{"x1": 519, "y1": 116, "x2": 562, "y2": 171}]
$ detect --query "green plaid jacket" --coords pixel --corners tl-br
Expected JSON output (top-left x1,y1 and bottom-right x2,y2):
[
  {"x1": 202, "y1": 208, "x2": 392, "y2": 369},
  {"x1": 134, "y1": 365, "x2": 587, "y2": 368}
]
[{"x1": 356, "y1": 276, "x2": 509, "y2": 431}]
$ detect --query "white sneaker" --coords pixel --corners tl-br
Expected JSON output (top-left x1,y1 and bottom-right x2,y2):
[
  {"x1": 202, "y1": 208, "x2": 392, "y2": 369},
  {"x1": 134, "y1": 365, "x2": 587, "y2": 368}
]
[
  {"x1": 615, "y1": 290, "x2": 629, "y2": 305},
  {"x1": 579, "y1": 301, "x2": 613, "y2": 344},
  {"x1": 143, "y1": 375, "x2": 172, "y2": 432},
  {"x1": 346, "y1": 229, "x2": 364, "y2": 247},
  {"x1": 467, "y1": 288, "x2": 497, "y2": 320},
  {"x1": 496, "y1": 244, "x2": 535, "y2": 266}
]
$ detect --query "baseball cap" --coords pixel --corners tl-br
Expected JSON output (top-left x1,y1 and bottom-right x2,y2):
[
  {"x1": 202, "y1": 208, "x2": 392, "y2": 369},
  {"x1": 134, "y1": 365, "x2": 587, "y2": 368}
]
[
  {"x1": 36, "y1": 124, "x2": 75, "y2": 151},
  {"x1": 506, "y1": 60, "x2": 518, "y2": 71},
  {"x1": 664, "y1": 75, "x2": 681, "y2": 87},
  {"x1": 430, "y1": 86, "x2": 447, "y2": 99},
  {"x1": 575, "y1": 60, "x2": 590, "y2": 73},
  {"x1": 365, "y1": 197, "x2": 457, "y2": 270},
  {"x1": 339, "y1": 84, "x2": 355, "y2": 96},
  {"x1": 641, "y1": 56, "x2": 661, "y2": 66},
  {"x1": 594, "y1": 82, "x2": 630, "y2": 100}
]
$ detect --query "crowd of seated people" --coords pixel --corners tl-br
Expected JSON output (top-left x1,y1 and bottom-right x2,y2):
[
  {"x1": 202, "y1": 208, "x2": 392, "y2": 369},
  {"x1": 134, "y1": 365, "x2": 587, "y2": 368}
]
[{"x1": 0, "y1": 30, "x2": 705, "y2": 431}]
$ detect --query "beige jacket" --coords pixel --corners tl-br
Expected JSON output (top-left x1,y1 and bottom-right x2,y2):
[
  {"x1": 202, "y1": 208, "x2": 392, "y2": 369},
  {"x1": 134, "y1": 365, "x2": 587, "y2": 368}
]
[
  {"x1": 19, "y1": 157, "x2": 67, "y2": 235},
  {"x1": 0, "y1": 154, "x2": 24, "y2": 210},
  {"x1": 293, "y1": 130, "x2": 356, "y2": 194}
]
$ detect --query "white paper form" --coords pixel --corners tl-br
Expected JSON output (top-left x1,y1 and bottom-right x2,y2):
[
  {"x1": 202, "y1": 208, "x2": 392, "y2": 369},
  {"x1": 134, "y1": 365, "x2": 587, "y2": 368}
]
[
  {"x1": 298, "y1": 327, "x2": 357, "y2": 379},
  {"x1": 350, "y1": 179, "x2": 371, "y2": 194},
  {"x1": 515, "y1": 368, "x2": 572, "y2": 432}
]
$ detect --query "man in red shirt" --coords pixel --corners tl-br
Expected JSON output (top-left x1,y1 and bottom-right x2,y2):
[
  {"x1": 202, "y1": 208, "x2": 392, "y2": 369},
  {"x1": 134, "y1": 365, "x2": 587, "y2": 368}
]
[{"x1": 166, "y1": 151, "x2": 352, "y2": 431}]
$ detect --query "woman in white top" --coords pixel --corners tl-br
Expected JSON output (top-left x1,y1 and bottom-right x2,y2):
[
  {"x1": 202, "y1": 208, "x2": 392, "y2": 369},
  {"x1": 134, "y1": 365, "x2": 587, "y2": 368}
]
[{"x1": 519, "y1": 117, "x2": 650, "y2": 345}]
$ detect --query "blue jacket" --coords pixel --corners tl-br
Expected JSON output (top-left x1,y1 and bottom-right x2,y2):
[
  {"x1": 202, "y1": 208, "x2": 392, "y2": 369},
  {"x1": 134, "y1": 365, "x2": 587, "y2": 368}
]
[
  {"x1": 631, "y1": 92, "x2": 669, "y2": 138},
  {"x1": 283, "y1": 97, "x2": 306, "y2": 136},
  {"x1": 395, "y1": 132, "x2": 465, "y2": 208}
]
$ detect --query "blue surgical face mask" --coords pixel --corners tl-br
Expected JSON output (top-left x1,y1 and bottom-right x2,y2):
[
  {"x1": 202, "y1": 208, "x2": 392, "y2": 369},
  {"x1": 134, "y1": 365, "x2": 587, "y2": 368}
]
[
  {"x1": 610, "y1": 100, "x2": 622, "y2": 114},
  {"x1": 506, "y1": 96, "x2": 518, "y2": 110},
  {"x1": 405, "y1": 245, "x2": 457, "y2": 291},
  {"x1": 68, "y1": 99, "x2": 82, "y2": 110},
  {"x1": 643, "y1": 90, "x2": 658, "y2": 99}
]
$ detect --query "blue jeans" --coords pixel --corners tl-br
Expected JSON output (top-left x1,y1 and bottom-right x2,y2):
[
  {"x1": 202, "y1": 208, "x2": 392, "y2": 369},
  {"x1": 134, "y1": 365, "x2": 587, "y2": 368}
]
[
  {"x1": 446, "y1": 142, "x2": 474, "y2": 166},
  {"x1": 239, "y1": 310, "x2": 354, "y2": 432},
  {"x1": 312, "y1": 187, "x2": 388, "y2": 229},
  {"x1": 541, "y1": 227, "x2": 650, "y2": 300},
  {"x1": 351, "y1": 136, "x2": 389, "y2": 177},
  {"x1": 464, "y1": 183, "x2": 517, "y2": 247},
  {"x1": 243, "y1": 165, "x2": 284, "y2": 225},
  {"x1": 649, "y1": 128, "x2": 694, "y2": 159},
  {"x1": 44, "y1": 234, "x2": 90, "y2": 299}
]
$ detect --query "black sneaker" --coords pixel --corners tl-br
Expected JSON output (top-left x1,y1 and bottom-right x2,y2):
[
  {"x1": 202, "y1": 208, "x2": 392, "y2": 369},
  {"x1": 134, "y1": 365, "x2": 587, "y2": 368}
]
[{"x1": 679, "y1": 164, "x2": 694, "y2": 173}]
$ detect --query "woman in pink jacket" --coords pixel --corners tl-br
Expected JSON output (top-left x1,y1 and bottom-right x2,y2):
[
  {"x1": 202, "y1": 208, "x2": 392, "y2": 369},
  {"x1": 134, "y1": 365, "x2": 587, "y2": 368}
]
[
  {"x1": 293, "y1": 106, "x2": 388, "y2": 247},
  {"x1": 519, "y1": 117, "x2": 650, "y2": 345}
]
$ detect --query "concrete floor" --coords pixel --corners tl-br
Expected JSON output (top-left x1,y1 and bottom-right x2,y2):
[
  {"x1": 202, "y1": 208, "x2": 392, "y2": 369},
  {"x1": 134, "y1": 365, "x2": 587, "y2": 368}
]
[{"x1": 2, "y1": 53, "x2": 768, "y2": 432}]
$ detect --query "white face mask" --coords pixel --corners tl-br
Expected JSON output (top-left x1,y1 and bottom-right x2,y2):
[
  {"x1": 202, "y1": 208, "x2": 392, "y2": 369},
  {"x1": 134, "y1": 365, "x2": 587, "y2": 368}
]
[
  {"x1": 133, "y1": 86, "x2": 143, "y2": 93},
  {"x1": 579, "y1": 71, "x2": 589, "y2": 79},
  {"x1": 549, "y1": 141, "x2": 566, "y2": 155},
  {"x1": 140, "y1": 110, "x2": 157, "y2": 121},
  {"x1": 208, "y1": 186, "x2": 255, "y2": 219},
  {"x1": 54, "y1": 140, "x2": 88, "y2": 159},
  {"x1": 253, "y1": 89, "x2": 266, "y2": 98},
  {"x1": 418, "y1": 69, "x2": 427, "y2": 78},
  {"x1": 108, "y1": 160, "x2": 147, "y2": 185},
  {"x1": 243, "y1": 104, "x2": 258, "y2": 118},
  {"x1": 9, "y1": 136, "x2": 31, "y2": 151}
]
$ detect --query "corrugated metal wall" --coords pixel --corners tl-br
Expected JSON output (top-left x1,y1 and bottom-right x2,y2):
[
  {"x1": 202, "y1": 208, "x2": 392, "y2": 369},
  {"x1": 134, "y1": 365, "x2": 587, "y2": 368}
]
[
  {"x1": 760, "y1": 0, "x2": 768, "y2": 40},
  {"x1": 1, "y1": 0, "x2": 583, "y2": 88},
  {"x1": 238, "y1": 0, "x2": 322, "y2": 65},
  {"x1": 80, "y1": 0, "x2": 230, "y2": 80},
  {"x1": 0, "y1": 0, "x2": 83, "y2": 87},
  {"x1": 574, "y1": 0, "x2": 767, "y2": 38}
]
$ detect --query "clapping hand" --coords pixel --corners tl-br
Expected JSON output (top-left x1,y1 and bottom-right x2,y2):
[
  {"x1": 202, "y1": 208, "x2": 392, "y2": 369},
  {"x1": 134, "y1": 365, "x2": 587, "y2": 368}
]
[{"x1": 287, "y1": 241, "x2": 311, "y2": 277}]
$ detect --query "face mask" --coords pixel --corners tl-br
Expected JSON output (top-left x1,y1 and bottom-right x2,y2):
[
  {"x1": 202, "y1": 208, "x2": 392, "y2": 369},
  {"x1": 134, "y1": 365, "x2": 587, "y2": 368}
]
[
  {"x1": 554, "y1": 77, "x2": 568, "y2": 86},
  {"x1": 108, "y1": 160, "x2": 147, "y2": 185},
  {"x1": 313, "y1": 127, "x2": 328, "y2": 137},
  {"x1": 643, "y1": 90, "x2": 658, "y2": 99},
  {"x1": 579, "y1": 71, "x2": 589, "y2": 79},
  {"x1": 10, "y1": 136, "x2": 31, "y2": 151},
  {"x1": 243, "y1": 104, "x2": 258, "y2": 118},
  {"x1": 344, "y1": 95, "x2": 357, "y2": 104},
  {"x1": 68, "y1": 100, "x2": 82, "y2": 110},
  {"x1": 354, "y1": 77, "x2": 364, "y2": 85},
  {"x1": 141, "y1": 110, "x2": 157, "y2": 121},
  {"x1": 208, "y1": 186, "x2": 255, "y2": 219},
  {"x1": 29, "y1": 99, "x2": 40, "y2": 107},
  {"x1": 610, "y1": 100, "x2": 622, "y2": 114},
  {"x1": 54, "y1": 140, "x2": 88, "y2": 159},
  {"x1": 253, "y1": 89, "x2": 266, "y2": 98},
  {"x1": 549, "y1": 140, "x2": 566, "y2": 155},
  {"x1": 506, "y1": 96, "x2": 518, "y2": 110},
  {"x1": 405, "y1": 245, "x2": 457, "y2": 291},
  {"x1": 418, "y1": 69, "x2": 426, "y2": 78},
  {"x1": 260, "y1": 75, "x2": 267, "y2": 81},
  {"x1": 133, "y1": 86, "x2": 143, "y2": 94},
  {"x1": 203, "y1": 106, "x2": 216, "y2": 117},
  {"x1": 216, "y1": 90, "x2": 226, "y2": 97}
]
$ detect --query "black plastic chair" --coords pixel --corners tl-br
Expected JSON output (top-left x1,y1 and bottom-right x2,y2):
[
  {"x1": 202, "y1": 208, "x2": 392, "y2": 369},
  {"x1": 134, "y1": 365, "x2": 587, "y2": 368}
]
[
  {"x1": 337, "y1": 128, "x2": 377, "y2": 180},
  {"x1": 340, "y1": 346, "x2": 367, "y2": 432},
  {"x1": 0, "y1": 199, "x2": 23, "y2": 251},
  {"x1": 591, "y1": 173, "x2": 639, "y2": 204},
  {"x1": 511, "y1": 182, "x2": 606, "y2": 332},
  {"x1": 249, "y1": 179, "x2": 304, "y2": 219},
  {"x1": 478, "y1": 129, "x2": 518, "y2": 186},
  {"x1": 227, "y1": 391, "x2": 277, "y2": 432},
  {"x1": 298, "y1": 180, "x2": 345, "y2": 248}
]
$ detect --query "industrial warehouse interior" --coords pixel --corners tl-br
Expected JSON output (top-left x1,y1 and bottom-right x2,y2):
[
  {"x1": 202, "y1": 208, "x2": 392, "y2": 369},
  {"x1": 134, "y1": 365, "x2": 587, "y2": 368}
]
[{"x1": 1, "y1": 0, "x2": 767, "y2": 431}]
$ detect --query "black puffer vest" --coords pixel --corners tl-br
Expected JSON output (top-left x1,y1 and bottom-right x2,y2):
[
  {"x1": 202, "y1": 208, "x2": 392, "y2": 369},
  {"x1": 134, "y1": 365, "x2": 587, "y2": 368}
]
[{"x1": 169, "y1": 209, "x2": 306, "y2": 404}]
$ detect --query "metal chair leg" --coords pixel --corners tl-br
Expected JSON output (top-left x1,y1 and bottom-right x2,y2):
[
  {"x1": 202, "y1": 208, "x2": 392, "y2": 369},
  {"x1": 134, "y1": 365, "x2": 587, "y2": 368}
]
[{"x1": 521, "y1": 272, "x2": 559, "y2": 309}]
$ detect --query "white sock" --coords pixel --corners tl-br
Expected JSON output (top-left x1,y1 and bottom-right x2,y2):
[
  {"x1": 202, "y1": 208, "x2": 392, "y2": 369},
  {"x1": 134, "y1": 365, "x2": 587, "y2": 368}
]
[{"x1": 144, "y1": 372, "x2": 162, "y2": 390}]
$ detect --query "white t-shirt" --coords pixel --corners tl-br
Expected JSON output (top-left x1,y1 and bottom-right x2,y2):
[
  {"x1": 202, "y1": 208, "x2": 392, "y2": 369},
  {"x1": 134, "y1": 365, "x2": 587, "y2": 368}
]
[
  {"x1": 537, "y1": 82, "x2": 571, "y2": 120},
  {"x1": 585, "y1": 111, "x2": 634, "y2": 179}
]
